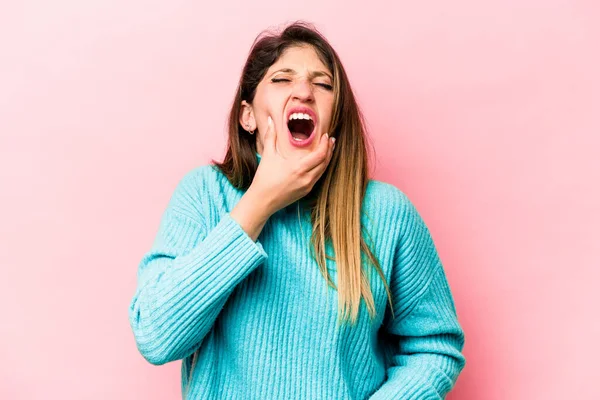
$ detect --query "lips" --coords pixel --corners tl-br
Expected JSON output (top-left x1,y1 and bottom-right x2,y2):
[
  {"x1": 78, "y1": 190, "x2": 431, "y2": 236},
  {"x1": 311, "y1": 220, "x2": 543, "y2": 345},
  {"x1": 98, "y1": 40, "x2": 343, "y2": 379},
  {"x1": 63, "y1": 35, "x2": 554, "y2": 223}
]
[{"x1": 286, "y1": 106, "x2": 318, "y2": 148}]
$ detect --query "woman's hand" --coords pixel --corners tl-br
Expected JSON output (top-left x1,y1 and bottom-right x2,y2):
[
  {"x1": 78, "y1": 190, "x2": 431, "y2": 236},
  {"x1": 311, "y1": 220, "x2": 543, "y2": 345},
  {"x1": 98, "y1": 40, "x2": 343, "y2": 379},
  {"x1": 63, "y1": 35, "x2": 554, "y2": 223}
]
[
  {"x1": 249, "y1": 115, "x2": 336, "y2": 216},
  {"x1": 231, "y1": 115, "x2": 335, "y2": 241}
]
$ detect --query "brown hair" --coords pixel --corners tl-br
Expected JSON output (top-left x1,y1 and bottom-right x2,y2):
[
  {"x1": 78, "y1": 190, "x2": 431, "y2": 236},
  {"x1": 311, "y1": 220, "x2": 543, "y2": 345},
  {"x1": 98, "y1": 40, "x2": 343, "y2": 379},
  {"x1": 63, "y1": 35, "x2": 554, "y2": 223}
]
[{"x1": 185, "y1": 21, "x2": 394, "y2": 398}]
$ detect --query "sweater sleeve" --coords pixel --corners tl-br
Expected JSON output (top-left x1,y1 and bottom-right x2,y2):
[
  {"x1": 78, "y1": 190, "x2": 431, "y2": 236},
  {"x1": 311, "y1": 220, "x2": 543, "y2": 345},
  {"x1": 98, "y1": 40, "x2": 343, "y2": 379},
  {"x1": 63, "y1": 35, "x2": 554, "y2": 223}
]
[
  {"x1": 369, "y1": 194, "x2": 466, "y2": 400},
  {"x1": 128, "y1": 172, "x2": 268, "y2": 365}
]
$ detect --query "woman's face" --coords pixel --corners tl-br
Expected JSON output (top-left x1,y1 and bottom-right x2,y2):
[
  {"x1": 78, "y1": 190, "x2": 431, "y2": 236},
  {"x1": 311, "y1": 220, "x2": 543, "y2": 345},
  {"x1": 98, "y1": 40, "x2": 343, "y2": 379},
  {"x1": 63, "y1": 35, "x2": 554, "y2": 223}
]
[{"x1": 240, "y1": 45, "x2": 335, "y2": 159}]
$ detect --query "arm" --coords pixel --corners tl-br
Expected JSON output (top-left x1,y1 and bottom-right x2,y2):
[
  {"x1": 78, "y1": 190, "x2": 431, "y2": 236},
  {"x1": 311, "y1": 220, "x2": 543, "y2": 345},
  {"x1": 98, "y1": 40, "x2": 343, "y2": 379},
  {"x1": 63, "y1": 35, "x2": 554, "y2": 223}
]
[
  {"x1": 370, "y1": 194, "x2": 466, "y2": 399},
  {"x1": 128, "y1": 171, "x2": 268, "y2": 365}
]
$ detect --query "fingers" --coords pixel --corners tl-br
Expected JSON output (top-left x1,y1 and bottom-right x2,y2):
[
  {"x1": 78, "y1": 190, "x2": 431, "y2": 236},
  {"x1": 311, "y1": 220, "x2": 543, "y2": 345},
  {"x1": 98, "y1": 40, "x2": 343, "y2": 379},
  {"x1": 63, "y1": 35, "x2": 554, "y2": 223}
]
[
  {"x1": 302, "y1": 133, "x2": 333, "y2": 171},
  {"x1": 263, "y1": 116, "x2": 277, "y2": 155},
  {"x1": 320, "y1": 134, "x2": 335, "y2": 168},
  {"x1": 304, "y1": 133, "x2": 335, "y2": 174},
  {"x1": 327, "y1": 135, "x2": 336, "y2": 163},
  {"x1": 321, "y1": 134, "x2": 336, "y2": 171}
]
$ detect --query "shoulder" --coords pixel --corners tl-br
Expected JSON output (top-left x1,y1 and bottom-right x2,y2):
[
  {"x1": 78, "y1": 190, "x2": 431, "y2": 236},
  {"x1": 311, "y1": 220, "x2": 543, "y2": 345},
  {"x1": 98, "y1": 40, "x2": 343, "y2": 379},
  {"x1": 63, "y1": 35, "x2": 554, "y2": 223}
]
[
  {"x1": 365, "y1": 179, "x2": 405, "y2": 202},
  {"x1": 173, "y1": 164, "x2": 226, "y2": 194},
  {"x1": 363, "y1": 178, "x2": 433, "y2": 243},
  {"x1": 363, "y1": 179, "x2": 416, "y2": 220},
  {"x1": 165, "y1": 163, "x2": 230, "y2": 221}
]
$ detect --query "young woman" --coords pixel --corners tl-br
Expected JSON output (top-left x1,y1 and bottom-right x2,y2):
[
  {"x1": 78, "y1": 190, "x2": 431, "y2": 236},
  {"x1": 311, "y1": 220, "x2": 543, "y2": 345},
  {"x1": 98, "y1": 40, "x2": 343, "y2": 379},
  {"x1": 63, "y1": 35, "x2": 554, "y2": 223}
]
[{"x1": 129, "y1": 21, "x2": 466, "y2": 399}]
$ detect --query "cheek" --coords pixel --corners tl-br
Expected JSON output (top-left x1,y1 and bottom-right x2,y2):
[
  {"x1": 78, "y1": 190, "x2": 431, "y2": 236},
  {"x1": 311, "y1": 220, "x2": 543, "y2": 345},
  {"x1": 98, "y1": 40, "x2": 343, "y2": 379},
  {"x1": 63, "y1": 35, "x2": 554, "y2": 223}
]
[
  {"x1": 257, "y1": 94, "x2": 287, "y2": 122},
  {"x1": 318, "y1": 97, "x2": 335, "y2": 127},
  {"x1": 320, "y1": 111, "x2": 334, "y2": 130}
]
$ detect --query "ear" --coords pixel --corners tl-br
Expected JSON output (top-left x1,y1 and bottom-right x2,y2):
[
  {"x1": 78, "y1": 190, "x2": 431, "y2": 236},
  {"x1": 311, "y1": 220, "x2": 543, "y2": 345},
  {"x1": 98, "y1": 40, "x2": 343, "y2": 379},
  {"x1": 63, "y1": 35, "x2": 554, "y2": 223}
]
[{"x1": 239, "y1": 100, "x2": 256, "y2": 134}]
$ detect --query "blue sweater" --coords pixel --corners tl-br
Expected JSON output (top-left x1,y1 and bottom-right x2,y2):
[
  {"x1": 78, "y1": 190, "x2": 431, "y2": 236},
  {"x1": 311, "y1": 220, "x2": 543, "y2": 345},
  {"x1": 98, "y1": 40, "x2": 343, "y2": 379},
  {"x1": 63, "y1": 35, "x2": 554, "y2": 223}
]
[{"x1": 129, "y1": 153, "x2": 466, "y2": 399}]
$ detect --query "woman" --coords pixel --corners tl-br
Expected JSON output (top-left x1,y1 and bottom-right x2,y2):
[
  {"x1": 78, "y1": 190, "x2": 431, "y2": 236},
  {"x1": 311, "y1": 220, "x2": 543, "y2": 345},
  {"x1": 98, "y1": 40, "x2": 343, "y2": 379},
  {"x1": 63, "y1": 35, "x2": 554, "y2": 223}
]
[{"x1": 129, "y1": 21, "x2": 466, "y2": 399}]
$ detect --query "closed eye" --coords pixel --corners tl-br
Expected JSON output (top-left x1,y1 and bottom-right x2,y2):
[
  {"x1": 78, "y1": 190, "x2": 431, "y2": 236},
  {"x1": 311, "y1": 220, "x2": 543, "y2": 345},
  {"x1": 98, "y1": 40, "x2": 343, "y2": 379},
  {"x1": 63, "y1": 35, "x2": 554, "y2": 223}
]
[
  {"x1": 316, "y1": 83, "x2": 333, "y2": 90},
  {"x1": 271, "y1": 78, "x2": 333, "y2": 91}
]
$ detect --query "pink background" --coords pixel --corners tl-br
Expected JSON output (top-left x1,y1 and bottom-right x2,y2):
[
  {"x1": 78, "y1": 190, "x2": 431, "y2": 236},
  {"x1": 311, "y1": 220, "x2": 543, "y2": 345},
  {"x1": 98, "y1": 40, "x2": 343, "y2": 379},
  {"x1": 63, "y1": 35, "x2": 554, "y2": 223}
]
[{"x1": 1, "y1": 1, "x2": 599, "y2": 399}]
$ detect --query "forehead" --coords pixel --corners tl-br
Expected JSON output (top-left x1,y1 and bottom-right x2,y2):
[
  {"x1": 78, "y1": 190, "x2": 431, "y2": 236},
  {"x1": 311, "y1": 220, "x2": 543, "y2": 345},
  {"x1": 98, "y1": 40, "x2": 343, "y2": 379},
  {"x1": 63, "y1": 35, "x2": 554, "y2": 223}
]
[{"x1": 268, "y1": 45, "x2": 329, "y2": 74}]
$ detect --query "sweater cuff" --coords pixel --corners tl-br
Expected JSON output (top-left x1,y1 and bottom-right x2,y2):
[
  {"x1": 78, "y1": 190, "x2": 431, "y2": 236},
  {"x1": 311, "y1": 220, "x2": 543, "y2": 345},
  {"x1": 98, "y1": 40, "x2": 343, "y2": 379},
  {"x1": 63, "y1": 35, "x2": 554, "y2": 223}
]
[
  {"x1": 222, "y1": 211, "x2": 267, "y2": 253},
  {"x1": 188, "y1": 212, "x2": 268, "y2": 282}
]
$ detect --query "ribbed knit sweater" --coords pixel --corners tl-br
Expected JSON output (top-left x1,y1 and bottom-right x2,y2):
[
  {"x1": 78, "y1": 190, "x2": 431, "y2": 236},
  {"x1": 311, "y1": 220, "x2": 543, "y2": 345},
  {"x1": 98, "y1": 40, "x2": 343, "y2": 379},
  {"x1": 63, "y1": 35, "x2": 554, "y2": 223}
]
[{"x1": 128, "y1": 153, "x2": 466, "y2": 399}]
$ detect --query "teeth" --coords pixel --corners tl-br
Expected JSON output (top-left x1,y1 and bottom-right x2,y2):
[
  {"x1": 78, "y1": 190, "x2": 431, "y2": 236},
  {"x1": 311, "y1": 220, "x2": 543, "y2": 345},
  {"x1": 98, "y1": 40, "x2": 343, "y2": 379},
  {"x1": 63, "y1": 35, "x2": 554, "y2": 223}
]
[{"x1": 288, "y1": 112, "x2": 313, "y2": 121}]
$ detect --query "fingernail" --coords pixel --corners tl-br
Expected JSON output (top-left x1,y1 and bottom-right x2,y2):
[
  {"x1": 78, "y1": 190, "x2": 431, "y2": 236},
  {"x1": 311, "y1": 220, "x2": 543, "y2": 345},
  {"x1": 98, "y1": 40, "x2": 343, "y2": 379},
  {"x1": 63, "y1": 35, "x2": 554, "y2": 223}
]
[
  {"x1": 331, "y1": 137, "x2": 336, "y2": 144},
  {"x1": 325, "y1": 133, "x2": 329, "y2": 140},
  {"x1": 268, "y1": 116, "x2": 272, "y2": 125}
]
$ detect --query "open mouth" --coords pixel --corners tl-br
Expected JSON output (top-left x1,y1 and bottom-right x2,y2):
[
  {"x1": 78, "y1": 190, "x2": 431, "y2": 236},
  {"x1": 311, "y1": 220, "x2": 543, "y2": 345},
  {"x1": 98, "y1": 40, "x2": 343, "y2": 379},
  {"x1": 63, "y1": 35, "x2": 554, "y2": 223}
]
[{"x1": 287, "y1": 113, "x2": 315, "y2": 141}]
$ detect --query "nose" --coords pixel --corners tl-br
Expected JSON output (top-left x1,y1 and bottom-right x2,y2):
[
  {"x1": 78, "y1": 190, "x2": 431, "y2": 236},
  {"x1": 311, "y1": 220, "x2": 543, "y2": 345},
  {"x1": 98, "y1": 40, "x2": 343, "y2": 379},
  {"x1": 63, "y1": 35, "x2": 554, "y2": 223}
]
[{"x1": 290, "y1": 77, "x2": 315, "y2": 102}]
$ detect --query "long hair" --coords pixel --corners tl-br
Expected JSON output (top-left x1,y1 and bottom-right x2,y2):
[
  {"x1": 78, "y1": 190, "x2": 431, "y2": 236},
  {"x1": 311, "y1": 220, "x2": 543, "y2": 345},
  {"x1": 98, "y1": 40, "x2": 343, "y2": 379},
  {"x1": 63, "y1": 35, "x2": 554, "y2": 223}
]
[{"x1": 184, "y1": 21, "x2": 394, "y2": 398}]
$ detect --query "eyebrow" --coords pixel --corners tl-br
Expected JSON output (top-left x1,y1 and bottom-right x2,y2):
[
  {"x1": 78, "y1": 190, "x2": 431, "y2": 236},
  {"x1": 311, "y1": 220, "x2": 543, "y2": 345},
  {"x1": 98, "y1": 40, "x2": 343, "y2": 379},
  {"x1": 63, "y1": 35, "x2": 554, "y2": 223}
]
[{"x1": 269, "y1": 68, "x2": 333, "y2": 81}]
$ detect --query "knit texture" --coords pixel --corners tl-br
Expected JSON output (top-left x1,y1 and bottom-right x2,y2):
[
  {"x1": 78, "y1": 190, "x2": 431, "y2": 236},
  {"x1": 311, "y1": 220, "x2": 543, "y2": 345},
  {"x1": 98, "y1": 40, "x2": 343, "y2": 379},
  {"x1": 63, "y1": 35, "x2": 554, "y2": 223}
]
[{"x1": 129, "y1": 153, "x2": 466, "y2": 399}]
